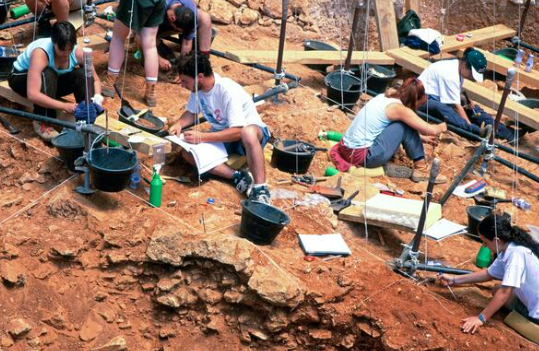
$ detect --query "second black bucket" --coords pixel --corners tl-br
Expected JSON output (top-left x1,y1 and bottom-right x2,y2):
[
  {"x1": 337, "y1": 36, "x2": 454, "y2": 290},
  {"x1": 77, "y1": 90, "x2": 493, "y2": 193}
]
[
  {"x1": 51, "y1": 130, "x2": 85, "y2": 172},
  {"x1": 466, "y1": 205, "x2": 493, "y2": 236},
  {"x1": 324, "y1": 70, "x2": 362, "y2": 109},
  {"x1": 240, "y1": 200, "x2": 290, "y2": 245},
  {"x1": 351, "y1": 64, "x2": 397, "y2": 95},
  {"x1": 271, "y1": 139, "x2": 316, "y2": 174},
  {"x1": 87, "y1": 147, "x2": 137, "y2": 192},
  {"x1": 303, "y1": 40, "x2": 338, "y2": 73}
]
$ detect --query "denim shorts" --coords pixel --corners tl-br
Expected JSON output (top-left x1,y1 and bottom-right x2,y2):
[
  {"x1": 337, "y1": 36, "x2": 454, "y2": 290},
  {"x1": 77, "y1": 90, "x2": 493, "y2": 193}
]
[{"x1": 224, "y1": 125, "x2": 271, "y2": 156}]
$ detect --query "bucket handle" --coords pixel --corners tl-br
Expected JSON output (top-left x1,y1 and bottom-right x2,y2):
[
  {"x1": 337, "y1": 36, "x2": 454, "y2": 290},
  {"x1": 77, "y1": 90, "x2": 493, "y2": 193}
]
[{"x1": 88, "y1": 131, "x2": 135, "y2": 163}]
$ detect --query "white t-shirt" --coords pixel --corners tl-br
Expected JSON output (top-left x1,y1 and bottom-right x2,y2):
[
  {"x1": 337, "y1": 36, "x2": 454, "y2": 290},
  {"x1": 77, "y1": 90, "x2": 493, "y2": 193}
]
[
  {"x1": 487, "y1": 243, "x2": 539, "y2": 319},
  {"x1": 418, "y1": 59, "x2": 463, "y2": 105},
  {"x1": 186, "y1": 73, "x2": 266, "y2": 132},
  {"x1": 342, "y1": 94, "x2": 402, "y2": 149}
]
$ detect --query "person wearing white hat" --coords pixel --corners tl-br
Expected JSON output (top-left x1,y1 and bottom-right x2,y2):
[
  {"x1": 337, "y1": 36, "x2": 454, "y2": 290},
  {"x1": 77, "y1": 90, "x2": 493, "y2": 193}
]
[{"x1": 417, "y1": 47, "x2": 520, "y2": 143}]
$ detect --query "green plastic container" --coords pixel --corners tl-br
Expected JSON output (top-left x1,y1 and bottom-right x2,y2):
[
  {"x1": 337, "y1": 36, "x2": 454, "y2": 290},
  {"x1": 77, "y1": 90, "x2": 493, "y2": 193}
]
[
  {"x1": 10, "y1": 5, "x2": 30, "y2": 19},
  {"x1": 149, "y1": 168, "x2": 162, "y2": 207},
  {"x1": 325, "y1": 166, "x2": 340, "y2": 176},
  {"x1": 476, "y1": 245, "x2": 492, "y2": 268},
  {"x1": 319, "y1": 131, "x2": 342, "y2": 142}
]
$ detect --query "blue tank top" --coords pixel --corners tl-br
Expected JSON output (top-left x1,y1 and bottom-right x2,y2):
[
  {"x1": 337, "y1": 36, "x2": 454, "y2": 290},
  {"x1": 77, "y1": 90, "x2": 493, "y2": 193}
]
[{"x1": 13, "y1": 38, "x2": 78, "y2": 75}]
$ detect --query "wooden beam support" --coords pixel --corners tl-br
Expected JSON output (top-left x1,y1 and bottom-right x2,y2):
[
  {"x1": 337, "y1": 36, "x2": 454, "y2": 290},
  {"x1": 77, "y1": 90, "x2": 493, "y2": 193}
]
[
  {"x1": 457, "y1": 47, "x2": 539, "y2": 89},
  {"x1": 76, "y1": 35, "x2": 110, "y2": 52},
  {"x1": 397, "y1": 24, "x2": 516, "y2": 58},
  {"x1": 224, "y1": 50, "x2": 395, "y2": 65},
  {"x1": 386, "y1": 48, "x2": 539, "y2": 130},
  {"x1": 374, "y1": 0, "x2": 400, "y2": 51}
]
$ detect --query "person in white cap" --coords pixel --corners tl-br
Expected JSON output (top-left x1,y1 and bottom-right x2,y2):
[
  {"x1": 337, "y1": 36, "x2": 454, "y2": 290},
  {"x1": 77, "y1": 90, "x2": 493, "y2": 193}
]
[{"x1": 417, "y1": 47, "x2": 520, "y2": 143}]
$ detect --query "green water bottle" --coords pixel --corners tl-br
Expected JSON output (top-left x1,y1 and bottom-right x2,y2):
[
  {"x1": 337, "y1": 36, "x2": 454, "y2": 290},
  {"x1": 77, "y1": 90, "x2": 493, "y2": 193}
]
[
  {"x1": 325, "y1": 166, "x2": 340, "y2": 176},
  {"x1": 318, "y1": 131, "x2": 342, "y2": 142},
  {"x1": 149, "y1": 167, "x2": 162, "y2": 208},
  {"x1": 476, "y1": 245, "x2": 492, "y2": 268}
]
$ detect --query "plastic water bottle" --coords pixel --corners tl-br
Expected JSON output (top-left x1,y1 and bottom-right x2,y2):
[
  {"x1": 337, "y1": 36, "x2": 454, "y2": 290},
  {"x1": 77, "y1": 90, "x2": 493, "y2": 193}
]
[
  {"x1": 318, "y1": 131, "x2": 342, "y2": 141},
  {"x1": 514, "y1": 49, "x2": 525, "y2": 66},
  {"x1": 149, "y1": 167, "x2": 162, "y2": 208},
  {"x1": 129, "y1": 163, "x2": 141, "y2": 190},
  {"x1": 512, "y1": 197, "x2": 531, "y2": 210},
  {"x1": 525, "y1": 54, "x2": 535, "y2": 73}
]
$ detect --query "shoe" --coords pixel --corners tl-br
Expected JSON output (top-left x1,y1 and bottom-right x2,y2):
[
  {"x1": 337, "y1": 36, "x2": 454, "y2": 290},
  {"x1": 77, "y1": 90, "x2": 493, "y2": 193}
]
[
  {"x1": 144, "y1": 82, "x2": 157, "y2": 107},
  {"x1": 232, "y1": 170, "x2": 253, "y2": 194},
  {"x1": 33, "y1": 121, "x2": 58, "y2": 142},
  {"x1": 102, "y1": 73, "x2": 118, "y2": 98},
  {"x1": 383, "y1": 162, "x2": 413, "y2": 179},
  {"x1": 249, "y1": 185, "x2": 272, "y2": 204},
  {"x1": 411, "y1": 159, "x2": 447, "y2": 184}
]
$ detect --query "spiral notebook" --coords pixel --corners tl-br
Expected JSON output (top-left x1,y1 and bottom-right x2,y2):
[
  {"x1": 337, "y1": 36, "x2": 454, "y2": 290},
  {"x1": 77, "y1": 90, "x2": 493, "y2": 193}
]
[
  {"x1": 166, "y1": 134, "x2": 228, "y2": 174},
  {"x1": 298, "y1": 234, "x2": 351, "y2": 256}
]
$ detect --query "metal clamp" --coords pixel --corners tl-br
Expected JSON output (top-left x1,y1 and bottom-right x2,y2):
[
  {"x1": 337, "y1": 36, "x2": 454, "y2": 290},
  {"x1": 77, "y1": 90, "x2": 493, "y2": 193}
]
[{"x1": 273, "y1": 69, "x2": 286, "y2": 80}]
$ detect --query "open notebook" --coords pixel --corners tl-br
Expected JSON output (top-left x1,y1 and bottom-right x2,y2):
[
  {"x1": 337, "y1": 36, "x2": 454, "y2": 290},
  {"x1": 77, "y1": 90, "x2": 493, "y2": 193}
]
[
  {"x1": 298, "y1": 234, "x2": 351, "y2": 256},
  {"x1": 166, "y1": 134, "x2": 228, "y2": 174}
]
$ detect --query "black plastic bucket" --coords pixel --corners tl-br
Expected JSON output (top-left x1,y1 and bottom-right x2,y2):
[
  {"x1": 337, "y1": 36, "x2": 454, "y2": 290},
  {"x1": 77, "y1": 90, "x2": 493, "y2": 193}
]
[
  {"x1": 87, "y1": 147, "x2": 137, "y2": 192},
  {"x1": 466, "y1": 205, "x2": 493, "y2": 236},
  {"x1": 240, "y1": 200, "x2": 290, "y2": 245},
  {"x1": 51, "y1": 130, "x2": 85, "y2": 172},
  {"x1": 351, "y1": 64, "x2": 397, "y2": 95},
  {"x1": 303, "y1": 40, "x2": 338, "y2": 73},
  {"x1": 324, "y1": 71, "x2": 362, "y2": 109},
  {"x1": 271, "y1": 139, "x2": 316, "y2": 174},
  {"x1": 493, "y1": 48, "x2": 518, "y2": 62}
]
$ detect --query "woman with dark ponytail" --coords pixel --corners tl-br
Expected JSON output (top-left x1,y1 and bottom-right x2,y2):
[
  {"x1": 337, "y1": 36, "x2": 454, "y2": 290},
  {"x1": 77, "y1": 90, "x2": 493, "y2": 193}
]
[{"x1": 438, "y1": 213, "x2": 539, "y2": 334}]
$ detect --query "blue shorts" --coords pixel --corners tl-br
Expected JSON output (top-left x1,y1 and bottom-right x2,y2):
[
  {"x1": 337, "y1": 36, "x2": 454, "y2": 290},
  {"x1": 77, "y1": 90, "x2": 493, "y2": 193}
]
[{"x1": 224, "y1": 125, "x2": 271, "y2": 156}]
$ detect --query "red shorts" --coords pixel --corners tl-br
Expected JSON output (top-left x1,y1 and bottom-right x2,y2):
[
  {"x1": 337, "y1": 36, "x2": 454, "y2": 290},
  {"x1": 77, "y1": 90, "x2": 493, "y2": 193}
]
[{"x1": 329, "y1": 140, "x2": 368, "y2": 172}]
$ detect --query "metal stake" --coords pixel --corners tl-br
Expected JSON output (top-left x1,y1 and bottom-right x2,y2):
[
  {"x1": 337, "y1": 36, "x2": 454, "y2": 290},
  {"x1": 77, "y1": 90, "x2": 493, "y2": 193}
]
[
  {"x1": 273, "y1": 0, "x2": 289, "y2": 104},
  {"x1": 344, "y1": 6, "x2": 362, "y2": 72}
]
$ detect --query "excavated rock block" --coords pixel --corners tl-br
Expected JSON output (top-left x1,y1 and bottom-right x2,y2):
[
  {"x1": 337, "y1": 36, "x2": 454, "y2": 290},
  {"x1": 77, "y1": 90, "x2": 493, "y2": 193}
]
[
  {"x1": 6, "y1": 318, "x2": 31, "y2": 338},
  {"x1": 239, "y1": 8, "x2": 259, "y2": 25},
  {"x1": 146, "y1": 227, "x2": 305, "y2": 307},
  {"x1": 228, "y1": 0, "x2": 246, "y2": 7},
  {"x1": 247, "y1": 0, "x2": 262, "y2": 10},
  {"x1": 91, "y1": 336, "x2": 127, "y2": 351},
  {"x1": 0, "y1": 261, "x2": 26, "y2": 286},
  {"x1": 210, "y1": 0, "x2": 236, "y2": 24}
]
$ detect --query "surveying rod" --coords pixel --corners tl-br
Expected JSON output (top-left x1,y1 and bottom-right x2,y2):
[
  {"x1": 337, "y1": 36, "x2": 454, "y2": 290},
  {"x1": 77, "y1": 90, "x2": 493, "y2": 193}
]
[
  {"x1": 518, "y1": 0, "x2": 532, "y2": 40},
  {"x1": 83, "y1": 48, "x2": 95, "y2": 153},
  {"x1": 343, "y1": 6, "x2": 362, "y2": 72},
  {"x1": 273, "y1": 0, "x2": 289, "y2": 91}
]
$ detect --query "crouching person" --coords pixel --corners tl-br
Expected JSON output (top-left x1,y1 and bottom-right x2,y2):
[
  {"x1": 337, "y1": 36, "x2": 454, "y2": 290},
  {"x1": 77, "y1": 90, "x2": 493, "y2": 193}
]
[
  {"x1": 8, "y1": 21, "x2": 102, "y2": 141},
  {"x1": 169, "y1": 52, "x2": 271, "y2": 204}
]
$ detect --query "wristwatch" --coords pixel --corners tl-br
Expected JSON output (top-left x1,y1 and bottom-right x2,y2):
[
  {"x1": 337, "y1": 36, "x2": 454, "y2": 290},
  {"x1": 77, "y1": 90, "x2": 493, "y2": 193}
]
[{"x1": 478, "y1": 313, "x2": 487, "y2": 323}]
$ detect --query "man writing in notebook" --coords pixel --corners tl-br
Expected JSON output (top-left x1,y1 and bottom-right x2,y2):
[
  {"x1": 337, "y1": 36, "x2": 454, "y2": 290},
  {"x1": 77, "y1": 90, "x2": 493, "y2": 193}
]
[{"x1": 169, "y1": 52, "x2": 272, "y2": 204}]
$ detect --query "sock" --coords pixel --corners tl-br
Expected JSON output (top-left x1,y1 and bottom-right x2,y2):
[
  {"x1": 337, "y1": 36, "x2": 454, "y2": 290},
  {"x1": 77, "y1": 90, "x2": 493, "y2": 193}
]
[
  {"x1": 146, "y1": 77, "x2": 158, "y2": 83},
  {"x1": 108, "y1": 67, "x2": 120, "y2": 76}
]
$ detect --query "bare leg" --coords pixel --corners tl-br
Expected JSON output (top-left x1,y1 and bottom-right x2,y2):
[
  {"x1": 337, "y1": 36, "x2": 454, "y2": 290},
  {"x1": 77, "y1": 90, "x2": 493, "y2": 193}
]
[
  {"x1": 241, "y1": 125, "x2": 265, "y2": 184},
  {"x1": 139, "y1": 26, "x2": 159, "y2": 80},
  {"x1": 197, "y1": 11, "x2": 212, "y2": 52},
  {"x1": 108, "y1": 19, "x2": 130, "y2": 72},
  {"x1": 181, "y1": 149, "x2": 235, "y2": 179},
  {"x1": 51, "y1": 0, "x2": 70, "y2": 22}
]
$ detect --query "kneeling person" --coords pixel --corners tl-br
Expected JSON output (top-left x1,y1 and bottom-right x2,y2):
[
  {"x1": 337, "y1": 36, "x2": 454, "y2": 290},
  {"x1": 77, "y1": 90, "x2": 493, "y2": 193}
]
[{"x1": 169, "y1": 53, "x2": 271, "y2": 203}]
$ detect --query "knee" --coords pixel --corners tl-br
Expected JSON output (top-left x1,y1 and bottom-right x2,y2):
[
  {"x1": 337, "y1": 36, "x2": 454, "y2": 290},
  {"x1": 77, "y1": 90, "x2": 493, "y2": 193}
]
[{"x1": 240, "y1": 126, "x2": 260, "y2": 146}]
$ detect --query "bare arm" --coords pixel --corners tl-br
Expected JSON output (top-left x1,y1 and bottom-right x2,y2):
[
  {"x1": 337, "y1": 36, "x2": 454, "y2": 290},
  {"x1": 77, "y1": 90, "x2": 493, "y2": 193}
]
[
  {"x1": 169, "y1": 110, "x2": 196, "y2": 135},
  {"x1": 183, "y1": 127, "x2": 242, "y2": 144},
  {"x1": 75, "y1": 47, "x2": 102, "y2": 96},
  {"x1": 386, "y1": 103, "x2": 446, "y2": 136},
  {"x1": 27, "y1": 49, "x2": 76, "y2": 113},
  {"x1": 439, "y1": 270, "x2": 494, "y2": 286},
  {"x1": 181, "y1": 38, "x2": 193, "y2": 57},
  {"x1": 481, "y1": 285, "x2": 514, "y2": 320}
]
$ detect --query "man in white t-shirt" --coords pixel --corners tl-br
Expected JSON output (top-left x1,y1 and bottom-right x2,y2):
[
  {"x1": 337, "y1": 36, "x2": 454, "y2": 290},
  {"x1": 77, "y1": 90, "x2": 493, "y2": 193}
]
[
  {"x1": 417, "y1": 48, "x2": 519, "y2": 143},
  {"x1": 169, "y1": 53, "x2": 272, "y2": 204}
]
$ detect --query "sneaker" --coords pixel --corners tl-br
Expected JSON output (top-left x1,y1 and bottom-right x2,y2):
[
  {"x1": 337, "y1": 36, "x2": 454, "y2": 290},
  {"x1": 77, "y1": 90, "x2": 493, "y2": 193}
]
[
  {"x1": 383, "y1": 162, "x2": 413, "y2": 179},
  {"x1": 232, "y1": 170, "x2": 253, "y2": 194},
  {"x1": 411, "y1": 159, "x2": 447, "y2": 184},
  {"x1": 33, "y1": 121, "x2": 58, "y2": 142},
  {"x1": 144, "y1": 82, "x2": 157, "y2": 107},
  {"x1": 249, "y1": 185, "x2": 272, "y2": 204}
]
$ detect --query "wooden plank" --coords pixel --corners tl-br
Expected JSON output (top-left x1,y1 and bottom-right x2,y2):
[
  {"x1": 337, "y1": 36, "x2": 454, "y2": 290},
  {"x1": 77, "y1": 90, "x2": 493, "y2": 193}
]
[
  {"x1": 77, "y1": 35, "x2": 110, "y2": 52},
  {"x1": 339, "y1": 204, "x2": 416, "y2": 233},
  {"x1": 396, "y1": 24, "x2": 516, "y2": 58},
  {"x1": 457, "y1": 47, "x2": 539, "y2": 89},
  {"x1": 94, "y1": 114, "x2": 171, "y2": 155},
  {"x1": 224, "y1": 50, "x2": 395, "y2": 65},
  {"x1": 405, "y1": 0, "x2": 420, "y2": 13},
  {"x1": 374, "y1": 0, "x2": 400, "y2": 51},
  {"x1": 386, "y1": 48, "x2": 539, "y2": 130},
  {"x1": 0, "y1": 81, "x2": 72, "y2": 121}
]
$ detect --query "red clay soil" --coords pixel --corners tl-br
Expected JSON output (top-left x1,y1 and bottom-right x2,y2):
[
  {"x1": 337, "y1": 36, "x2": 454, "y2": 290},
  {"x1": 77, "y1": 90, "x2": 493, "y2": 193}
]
[{"x1": 0, "y1": 2, "x2": 539, "y2": 351}]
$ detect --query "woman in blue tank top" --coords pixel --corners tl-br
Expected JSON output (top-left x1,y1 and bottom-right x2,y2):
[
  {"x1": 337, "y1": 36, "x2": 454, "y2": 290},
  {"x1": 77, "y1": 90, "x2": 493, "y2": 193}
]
[{"x1": 8, "y1": 21, "x2": 102, "y2": 141}]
